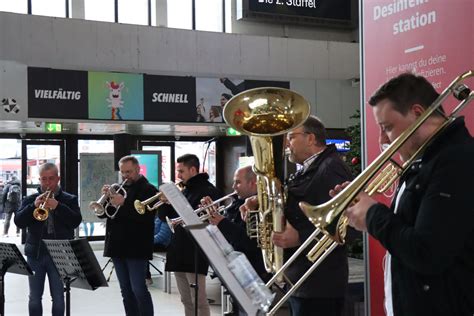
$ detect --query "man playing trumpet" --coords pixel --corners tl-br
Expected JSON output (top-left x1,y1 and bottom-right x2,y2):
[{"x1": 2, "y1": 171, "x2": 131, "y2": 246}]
[
  {"x1": 158, "y1": 153, "x2": 221, "y2": 316},
  {"x1": 342, "y1": 73, "x2": 474, "y2": 316},
  {"x1": 15, "y1": 162, "x2": 81, "y2": 316},
  {"x1": 99, "y1": 155, "x2": 158, "y2": 316}
]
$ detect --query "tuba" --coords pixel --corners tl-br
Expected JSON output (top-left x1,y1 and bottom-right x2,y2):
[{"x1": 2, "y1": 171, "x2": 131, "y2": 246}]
[
  {"x1": 223, "y1": 87, "x2": 310, "y2": 276},
  {"x1": 264, "y1": 70, "x2": 474, "y2": 314}
]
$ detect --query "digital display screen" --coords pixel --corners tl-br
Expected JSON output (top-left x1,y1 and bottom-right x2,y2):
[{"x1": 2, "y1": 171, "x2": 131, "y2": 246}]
[
  {"x1": 131, "y1": 151, "x2": 162, "y2": 188},
  {"x1": 238, "y1": 0, "x2": 355, "y2": 28},
  {"x1": 326, "y1": 139, "x2": 350, "y2": 152}
]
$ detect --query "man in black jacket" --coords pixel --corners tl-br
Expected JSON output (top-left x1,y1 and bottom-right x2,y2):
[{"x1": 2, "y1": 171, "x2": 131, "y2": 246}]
[
  {"x1": 272, "y1": 115, "x2": 352, "y2": 316},
  {"x1": 100, "y1": 155, "x2": 157, "y2": 316},
  {"x1": 344, "y1": 73, "x2": 474, "y2": 316},
  {"x1": 158, "y1": 153, "x2": 220, "y2": 316},
  {"x1": 15, "y1": 163, "x2": 82, "y2": 316}
]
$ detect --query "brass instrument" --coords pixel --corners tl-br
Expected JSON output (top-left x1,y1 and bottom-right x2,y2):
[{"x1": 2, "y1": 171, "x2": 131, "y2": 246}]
[
  {"x1": 33, "y1": 190, "x2": 53, "y2": 221},
  {"x1": 223, "y1": 87, "x2": 310, "y2": 276},
  {"x1": 165, "y1": 192, "x2": 237, "y2": 233},
  {"x1": 265, "y1": 70, "x2": 474, "y2": 315},
  {"x1": 89, "y1": 179, "x2": 128, "y2": 219},
  {"x1": 134, "y1": 182, "x2": 185, "y2": 214}
]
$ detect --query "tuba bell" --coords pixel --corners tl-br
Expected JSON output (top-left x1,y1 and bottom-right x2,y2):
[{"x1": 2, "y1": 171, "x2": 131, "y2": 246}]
[{"x1": 223, "y1": 87, "x2": 310, "y2": 276}]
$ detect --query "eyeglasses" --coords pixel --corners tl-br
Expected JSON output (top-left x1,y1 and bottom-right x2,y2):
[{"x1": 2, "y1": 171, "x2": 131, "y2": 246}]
[{"x1": 286, "y1": 132, "x2": 309, "y2": 141}]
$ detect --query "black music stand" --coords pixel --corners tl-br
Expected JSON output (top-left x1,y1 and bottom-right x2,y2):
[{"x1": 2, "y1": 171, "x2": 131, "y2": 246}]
[
  {"x1": 43, "y1": 238, "x2": 108, "y2": 316},
  {"x1": 0, "y1": 242, "x2": 33, "y2": 316}
]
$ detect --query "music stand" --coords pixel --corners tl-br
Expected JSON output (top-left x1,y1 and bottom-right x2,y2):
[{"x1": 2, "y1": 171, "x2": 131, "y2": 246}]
[
  {"x1": 0, "y1": 242, "x2": 33, "y2": 316},
  {"x1": 43, "y1": 238, "x2": 108, "y2": 316},
  {"x1": 160, "y1": 183, "x2": 271, "y2": 316}
]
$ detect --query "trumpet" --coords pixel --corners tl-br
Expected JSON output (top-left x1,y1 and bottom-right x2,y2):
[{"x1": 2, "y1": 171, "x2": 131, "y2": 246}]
[
  {"x1": 89, "y1": 179, "x2": 128, "y2": 219},
  {"x1": 33, "y1": 190, "x2": 53, "y2": 221},
  {"x1": 165, "y1": 192, "x2": 237, "y2": 233},
  {"x1": 134, "y1": 182, "x2": 185, "y2": 214}
]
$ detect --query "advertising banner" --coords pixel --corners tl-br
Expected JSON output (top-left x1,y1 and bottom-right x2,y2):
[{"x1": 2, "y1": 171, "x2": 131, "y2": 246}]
[
  {"x1": 28, "y1": 67, "x2": 88, "y2": 119},
  {"x1": 88, "y1": 71, "x2": 144, "y2": 121},
  {"x1": 361, "y1": 0, "x2": 474, "y2": 315},
  {"x1": 144, "y1": 75, "x2": 196, "y2": 122}
]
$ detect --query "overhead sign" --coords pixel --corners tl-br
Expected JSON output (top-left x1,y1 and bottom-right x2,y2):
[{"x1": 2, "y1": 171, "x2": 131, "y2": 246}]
[
  {"x1": 45, "y1": 122, "x2": 62, "y2": 133},
  {"x1": 28, "y1": 67, "x2": 88, "y2": 119},
  {"x1": 144, "y1": 75, "x2": 197, "y2": 122},
  {"x1": 237, "y1": 0, "x2": 356, "y2": 28},
  {"x1": 226, "y1": 128, "x2": 241, "y2": 136}
]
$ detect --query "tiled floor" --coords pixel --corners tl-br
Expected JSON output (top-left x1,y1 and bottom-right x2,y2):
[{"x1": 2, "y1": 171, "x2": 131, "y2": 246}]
[{"x1": 1, "y1": 233, "x2": 224, "y2": 316}]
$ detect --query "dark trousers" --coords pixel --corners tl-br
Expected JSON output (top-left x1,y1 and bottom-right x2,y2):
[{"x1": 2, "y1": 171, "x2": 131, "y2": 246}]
[
  {"x1": 289, "y1": 296, "x2": 344, "y2": 316},
  {"x1": 112, "y1": 257, "x2": 154, "y2": 316},
  {"x1": 3, "y1": 212, "x2": 20, "y2": 235}
]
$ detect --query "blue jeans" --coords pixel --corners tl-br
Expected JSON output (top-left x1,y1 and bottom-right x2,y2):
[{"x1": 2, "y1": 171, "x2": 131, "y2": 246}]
[
  {"x1": 27, "y1": 255, "x2": 65, "y2": 316},
  {"x1": 112, "y1": 257, "x2": 154, "y2": 316}
]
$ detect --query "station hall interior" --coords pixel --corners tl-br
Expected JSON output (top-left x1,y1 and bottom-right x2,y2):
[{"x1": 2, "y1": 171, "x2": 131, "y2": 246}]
[{"x1": 0, "y1": 1, "x2": 365, "y2": 315}]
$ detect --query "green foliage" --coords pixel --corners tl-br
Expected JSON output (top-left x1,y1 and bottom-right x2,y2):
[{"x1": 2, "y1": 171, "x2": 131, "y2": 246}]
[
  {"x1": 345, "y1": 109, "x2": 364, "y2": 259},
  {"x1": 345, "y1": 110, "x2": 361, "y2": 176}
]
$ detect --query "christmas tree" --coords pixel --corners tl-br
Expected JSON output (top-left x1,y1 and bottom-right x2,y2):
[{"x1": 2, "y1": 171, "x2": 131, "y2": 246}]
[
  {"x1": 345, "y1": 110, "x2": 361, "y2": 176},
  {"x1": 345, "y1": 109, "x2": 363, "y2": 259}
]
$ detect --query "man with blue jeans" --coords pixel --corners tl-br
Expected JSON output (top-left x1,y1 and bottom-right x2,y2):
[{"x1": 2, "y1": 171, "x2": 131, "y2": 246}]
[
  {"x1": 100, "y1": 155, "x2": 157, "y2": 316},
  {"x1": 15, "y1": 163, "x2": 82, "y2": 316}
]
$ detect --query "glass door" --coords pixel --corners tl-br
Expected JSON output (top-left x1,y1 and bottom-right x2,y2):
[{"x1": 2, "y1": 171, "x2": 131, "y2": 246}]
[{"x1": 22, "y1": 141, "x2": 64, "y2": 196}]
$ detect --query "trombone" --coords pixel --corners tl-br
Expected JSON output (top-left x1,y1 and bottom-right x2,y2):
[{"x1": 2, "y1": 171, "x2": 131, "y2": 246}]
[
  {"x1": 264, "y1": 70, "x2": 474, "y2": 315},
  {"x1": 89, "y1": 179, "x2": 128, "y2": 219},
  {"x1": 165, "y1": 192, "x2": 236, "y2": 233},
  {"x1": 134, "y1": 182, "x2": 185, "y2": 214},
  {"x1": 33, "y1": 190, "x2": 53, "y2": 221}
]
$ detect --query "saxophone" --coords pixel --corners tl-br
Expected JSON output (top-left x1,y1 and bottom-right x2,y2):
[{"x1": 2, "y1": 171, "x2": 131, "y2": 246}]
[{"x1": 223, "y1": 87, "x2": 310, "y2": 275}]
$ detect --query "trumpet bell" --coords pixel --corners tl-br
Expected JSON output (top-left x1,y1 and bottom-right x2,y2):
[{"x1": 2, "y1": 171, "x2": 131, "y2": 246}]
[
  {"x1": 134, "y1": 200, "x2": 147, "y2": 214},
  {"x1": 89, "y1": 201, "x2": 106, "y2": 216},
  {"x1": 33, "y1": 207, "x2": 48, "y2": 221}
]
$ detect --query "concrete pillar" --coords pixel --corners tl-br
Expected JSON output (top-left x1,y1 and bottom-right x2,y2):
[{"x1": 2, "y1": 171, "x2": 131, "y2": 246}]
[
  {"x1": 71, "y1": 0, "x2": 85, "y2": 19},
  {"x1": 155, "y1": 0, "x2": 167, "y2": 27}
]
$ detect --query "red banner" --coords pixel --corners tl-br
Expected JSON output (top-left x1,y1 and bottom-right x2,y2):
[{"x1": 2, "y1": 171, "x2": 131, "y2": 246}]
[{"x1": 361, "y1": 1, "x2": 474, "y2": 315}]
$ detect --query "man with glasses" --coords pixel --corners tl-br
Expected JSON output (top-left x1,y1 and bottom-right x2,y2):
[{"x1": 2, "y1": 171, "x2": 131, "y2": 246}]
[
  {"x1": 99, "y1": 155, "x2": 157, "y2": 316},
  {"x1": 272, "y1": 115, "x2": 353, "y2": 316}
]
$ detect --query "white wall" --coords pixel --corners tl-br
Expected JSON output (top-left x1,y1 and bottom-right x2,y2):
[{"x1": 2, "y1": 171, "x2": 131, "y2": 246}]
[{"x1": 0, "y1": 11, "x2": 360, "y2": 128}]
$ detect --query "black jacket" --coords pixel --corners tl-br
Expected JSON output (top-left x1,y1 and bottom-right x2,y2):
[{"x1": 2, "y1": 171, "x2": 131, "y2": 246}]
[
  {"x1": 367, "y1": 118, "x2": 474, "y2": 316},
  {"x1": 101, "y1": 175, "x2": 158, "y2": 260},
  {"x1": 15, "y1": 187, "x2": 82, "y2": 258},
  {"x1": 2, "y1": 179, "x2": 21, "y2": 214},
  {"x1": 158, "y1": 173, "x2": 221, "y2": 275},
  {"x1": 217, "y1": 198, "x2": 268, "y2": 279},
  {"x1": 284, "y1": 144, "x2": 352, "y2": 298}
]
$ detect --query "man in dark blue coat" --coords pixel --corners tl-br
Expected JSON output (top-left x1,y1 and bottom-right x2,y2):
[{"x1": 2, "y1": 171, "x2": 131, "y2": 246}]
[
  {"x1": 344, "y1": 73, "x2": 474, "y2": 316},
  {"x1": 15, "y1": 162, "x2": 82, "y2": 316}
]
